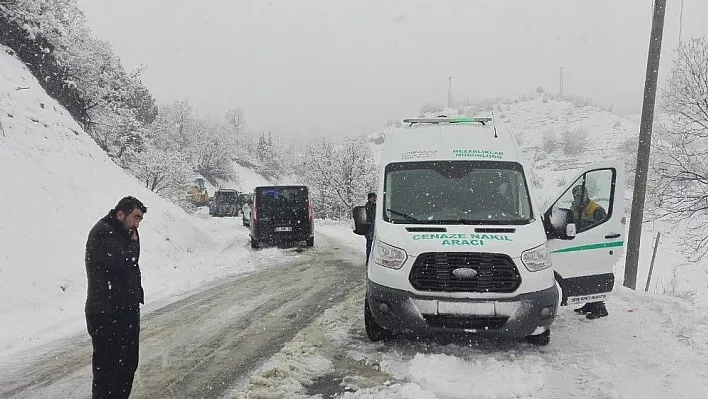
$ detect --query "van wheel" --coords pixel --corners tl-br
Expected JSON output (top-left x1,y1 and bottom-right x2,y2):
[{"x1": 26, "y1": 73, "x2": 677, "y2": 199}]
[
  {"x1": 305, "y1": 237, "x2": 314, "y2": 247},
  {"x1": 250, "y1": 237, "x2": 259, "y2": 249},
  {"x1": 364, "y1": 299, "x2": 393, "y2": 342},
  {"x1": 526, "y1": 329, "x2": 550, "y2": 346}
]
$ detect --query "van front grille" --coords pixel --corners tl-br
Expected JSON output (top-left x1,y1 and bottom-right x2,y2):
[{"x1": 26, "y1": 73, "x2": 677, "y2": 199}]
[
  {"x1": 409, "y1": 252, "x2": 521, "y2": 293},
  {"x1": 423, "y1": 314, "x2": 509, "y2": 330}
]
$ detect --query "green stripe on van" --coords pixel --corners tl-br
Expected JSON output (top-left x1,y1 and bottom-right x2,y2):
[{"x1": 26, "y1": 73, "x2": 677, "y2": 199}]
[{"x1": 552, "y1": 241, "x2": 624, "y2": 254}]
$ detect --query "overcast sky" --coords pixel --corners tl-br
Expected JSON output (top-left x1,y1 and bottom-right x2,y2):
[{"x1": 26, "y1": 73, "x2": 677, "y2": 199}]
[{"x1": 75, "y1": 0, "x2": 708, "y2": 139}]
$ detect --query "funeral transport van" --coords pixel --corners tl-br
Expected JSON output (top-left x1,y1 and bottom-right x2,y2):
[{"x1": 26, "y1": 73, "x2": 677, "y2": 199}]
[{"x1": 352, "y1": 116, "x2": 625, "y2": 345}]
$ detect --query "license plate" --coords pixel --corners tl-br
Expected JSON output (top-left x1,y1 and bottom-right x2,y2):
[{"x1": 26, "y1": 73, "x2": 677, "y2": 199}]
[
  {"x1": 567, "y1": 293, "x2": 608, "y2": 305},
  {"x1": 274, "y1": 226, "x2": 292, "y2": 232},
  {"x1": 437, "y1": 301, "x2": 495, "y2": 316}
]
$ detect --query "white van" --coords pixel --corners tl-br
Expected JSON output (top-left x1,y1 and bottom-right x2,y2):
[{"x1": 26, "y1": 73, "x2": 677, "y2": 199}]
[{"x1": 352, "y1": 117, "x2": 625, "y2": 345}]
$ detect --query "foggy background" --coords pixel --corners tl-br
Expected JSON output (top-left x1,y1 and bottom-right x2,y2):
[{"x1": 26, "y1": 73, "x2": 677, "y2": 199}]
[{"x1": 75, "y1": 0, "x2": 708, "y2": 138}]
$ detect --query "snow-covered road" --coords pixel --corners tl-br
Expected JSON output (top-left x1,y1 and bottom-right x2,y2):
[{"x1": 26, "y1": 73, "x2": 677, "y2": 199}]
[
  {"x1": 235, "y1": 275, "x2": 708, "y2": 399},
  {"x1": 234, "y1": 224, "x2": 708, "y2": 399},
  {"x1": 2, "y1": 220, "x2": 707, "y2": 399},
  {"x1": 0, "y1": 229, "x2": 365, "y2": 399}
]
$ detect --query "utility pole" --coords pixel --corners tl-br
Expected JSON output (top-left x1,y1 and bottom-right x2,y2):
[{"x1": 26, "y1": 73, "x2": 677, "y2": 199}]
[
  {"x1": 559, "y1": 67, "x2": 564, "y2": 96},
  {"x1": 447, "y1": 76, "x2": 453, "y2": 108},
  {"x1": 624, "y1": 0, "x2": 667, "y2": 290}
]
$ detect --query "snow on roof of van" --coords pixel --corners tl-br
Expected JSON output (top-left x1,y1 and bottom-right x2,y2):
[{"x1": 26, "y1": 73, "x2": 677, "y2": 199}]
[{"x1": 381, "y1": 120, "x2": 522, "y2": 164}]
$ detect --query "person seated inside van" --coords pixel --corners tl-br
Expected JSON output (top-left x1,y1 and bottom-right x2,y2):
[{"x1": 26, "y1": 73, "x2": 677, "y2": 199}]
[{"x1": 570, "y1": 185, "x2": 606, "y2": 230}]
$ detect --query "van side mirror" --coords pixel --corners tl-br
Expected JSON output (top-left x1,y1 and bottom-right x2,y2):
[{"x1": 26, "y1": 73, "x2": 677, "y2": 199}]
[
  {"x1": 352, "y1": 206, "x2": 369, "y2": 236},
  {"x1": 544, "y1": 208, "x2": 576, "y2": 240},
  {"x1": 566, "y1": 223, "x2": 577, "y2": 238}
]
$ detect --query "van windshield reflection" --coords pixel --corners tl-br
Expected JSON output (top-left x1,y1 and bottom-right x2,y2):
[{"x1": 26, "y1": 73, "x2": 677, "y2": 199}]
[{"x1": 383, "y1": 161, "x2": 534, "y2": 225}]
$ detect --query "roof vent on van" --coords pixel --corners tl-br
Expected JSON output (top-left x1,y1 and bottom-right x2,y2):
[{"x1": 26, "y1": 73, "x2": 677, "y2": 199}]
[
  {"x1": 474, "y1": 228, "x2": 516, "y2": 234},
  {"x1": 405, "y1": 227, "x2": 447, "y2": 233},
  {"x1": 402, "y1": 117, "x2": 492, "y2": 126}
]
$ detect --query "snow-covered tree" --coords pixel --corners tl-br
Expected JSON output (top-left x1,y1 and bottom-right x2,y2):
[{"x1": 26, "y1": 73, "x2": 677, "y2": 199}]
[
  {"x1": 124, "y1": 111, "x2": 191, "y2": 201},
  {"x1": 302, "y1": 135, "x2": 377, "y2": 218},
  {"x1": 650, "y1": 38, "x2": 708, "y2": 260},
  {"x1": 225, "y1": 107, "x2": 244, "y2": 136},
  {"x1": 159, "y1": 100, "x2": 195, "y2": 154},
  {"x1": 256, "y1": 132, "x2": 272, "y2": 164},
  {"x1": 130, "y1": 142, "x2": 192, "y2": 199},
  {"x1": 191, "y1": 119, "x2": 235, "y2": 182}
]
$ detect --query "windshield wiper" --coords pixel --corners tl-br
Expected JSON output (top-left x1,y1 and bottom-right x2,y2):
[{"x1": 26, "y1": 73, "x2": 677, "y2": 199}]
[{"x1": 386, "y1": 208, "x2": 420, "y2": 223}]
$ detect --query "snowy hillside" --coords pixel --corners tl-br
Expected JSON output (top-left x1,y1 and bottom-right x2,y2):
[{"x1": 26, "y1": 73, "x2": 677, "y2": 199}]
[
  {"x1": 0, "y1": 46, "x2": 275, "y2": 360},
  {"x1": 199, "y1": 161, "x2": 273, "y2": 196},
  {"x1": 491, "y1": 98, "x2": 632, "y2": 203}
]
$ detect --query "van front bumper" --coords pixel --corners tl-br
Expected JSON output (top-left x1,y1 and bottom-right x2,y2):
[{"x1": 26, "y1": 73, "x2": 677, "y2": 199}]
[{"x1": 366, "y1": 279, "x2": 558, "y2": 338}]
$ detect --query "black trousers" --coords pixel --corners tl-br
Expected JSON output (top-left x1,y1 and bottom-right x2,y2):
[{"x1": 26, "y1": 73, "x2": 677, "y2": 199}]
[
  {"x1": 86, "y1": 309, "x2": 140, "y2": 399},
  {"x1": 365, "y1": 235, "x2": 373, "y2": 264}
]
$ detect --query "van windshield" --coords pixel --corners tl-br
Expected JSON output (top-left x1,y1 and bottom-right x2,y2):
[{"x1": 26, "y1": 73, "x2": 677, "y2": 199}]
[{"x1": 383, "y1": 161, "x2": 533, "y2": 225}]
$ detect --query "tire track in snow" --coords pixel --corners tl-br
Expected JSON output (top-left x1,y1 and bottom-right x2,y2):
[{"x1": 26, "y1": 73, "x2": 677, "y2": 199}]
[{"x1": 0, "y1": 233, "x2": 365, "y2": 399}]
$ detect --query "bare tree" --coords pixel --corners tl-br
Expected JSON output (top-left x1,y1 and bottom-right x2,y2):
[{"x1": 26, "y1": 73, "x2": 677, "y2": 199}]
[
  {"x1": 541, "y1": 130, "x2": 558, "y2": 153},
  {"x1": 560, "y1": 127, "x2": 588, "y2": 156},
  {"x1": 650, "y1": 38, "x2": 708, "y2": 260},
  {"x1": 663, "y1": 38, "x2": 708, "y2": 140},
  {"x1": 225, "y1": 108, "x2": 244, "y2": 135}
]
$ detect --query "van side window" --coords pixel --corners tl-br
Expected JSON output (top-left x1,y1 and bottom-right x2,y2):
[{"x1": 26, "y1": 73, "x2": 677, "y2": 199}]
[{"x1": 551, "y1": 169, "x2": 615, "y2": 233}]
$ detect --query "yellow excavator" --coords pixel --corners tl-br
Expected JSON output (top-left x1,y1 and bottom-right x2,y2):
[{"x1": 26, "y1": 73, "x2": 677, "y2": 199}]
[{"x1": 187, "y1": 177, "x2": 210, "y2": 206}]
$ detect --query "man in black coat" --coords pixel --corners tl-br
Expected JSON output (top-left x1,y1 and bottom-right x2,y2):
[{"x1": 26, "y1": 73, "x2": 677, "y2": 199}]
[
  {"x1": 365, "y1": 192, "x2": 376, "y2": 264},
  {"x1": 85, "y1": 196, "x2": 147, "y2": 398}
]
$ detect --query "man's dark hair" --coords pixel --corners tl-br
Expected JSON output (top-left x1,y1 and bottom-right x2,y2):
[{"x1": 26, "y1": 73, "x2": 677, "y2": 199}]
[
  {"x1": 367, "y1": 192, "x2": 377, "y2": 199},
  {"x1": 115, "y1": 196, "x2": 147, "y2": 215}
]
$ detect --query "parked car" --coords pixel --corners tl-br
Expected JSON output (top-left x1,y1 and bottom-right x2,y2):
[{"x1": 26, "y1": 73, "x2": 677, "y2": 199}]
[
  {"x1": 210, "y1": 188, "x2": 240, "y2": 217},
  {"x1": 248, "y1": 185, "x2": 314, "y2": 248}
]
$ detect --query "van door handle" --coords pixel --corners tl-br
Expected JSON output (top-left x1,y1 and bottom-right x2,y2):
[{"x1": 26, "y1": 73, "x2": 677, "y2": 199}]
[{"x1": 605, "y1": 233, "x2": 621, "y2": 239}]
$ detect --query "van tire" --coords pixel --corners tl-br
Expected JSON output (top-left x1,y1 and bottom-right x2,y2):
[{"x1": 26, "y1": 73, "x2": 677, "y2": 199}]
[
  {"x1": 364, "y1": 299, "x2": 393, "y2": 342},
  {"x1": 526, "y1": 329, "x2": 550, "y2": 346},
  {"x1": 305, "y1": 237, "x2": 314, "y2": 247},
  {"x1": 250, "y1": 237, "x2": 259, "y2": 249}
]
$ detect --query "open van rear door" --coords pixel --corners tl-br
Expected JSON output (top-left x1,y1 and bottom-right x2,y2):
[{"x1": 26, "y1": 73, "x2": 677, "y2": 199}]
[{"x1": 543, "y1": 161, "x2": 625, "y2": 306}]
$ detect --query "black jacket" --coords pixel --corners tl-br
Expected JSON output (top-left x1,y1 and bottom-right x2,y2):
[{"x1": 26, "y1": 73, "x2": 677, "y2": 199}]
[
  {"x1": 85, "y1": 211, "x2": 144, "y2": 313},
  {"x1": 365, "y1": 201, "x2": 376, "y2": 237}
]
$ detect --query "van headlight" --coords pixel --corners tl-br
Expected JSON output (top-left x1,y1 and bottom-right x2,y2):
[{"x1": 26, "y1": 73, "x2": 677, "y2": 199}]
[
  {"x1": 372, "y1": 240, "x2": 407, "y2": 269},
  {"x1": 521, "y1": 243, "x2": 552, "y2": 272}
]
